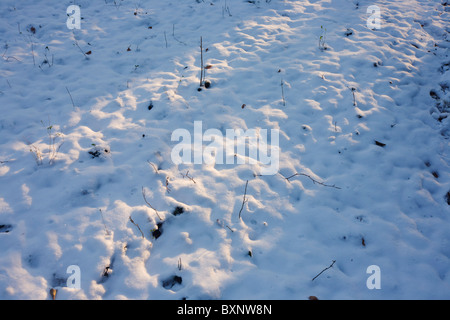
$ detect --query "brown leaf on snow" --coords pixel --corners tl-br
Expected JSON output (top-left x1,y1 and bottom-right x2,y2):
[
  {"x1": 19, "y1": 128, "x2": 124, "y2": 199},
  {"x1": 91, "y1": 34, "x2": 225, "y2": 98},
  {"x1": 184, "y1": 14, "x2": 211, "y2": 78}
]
[
  {"x1": 375, "y1": 140, "x2": 386, "y2": 147},
  {"x1": 50, "y1": 288, "x2": 57, "y2": 300}
]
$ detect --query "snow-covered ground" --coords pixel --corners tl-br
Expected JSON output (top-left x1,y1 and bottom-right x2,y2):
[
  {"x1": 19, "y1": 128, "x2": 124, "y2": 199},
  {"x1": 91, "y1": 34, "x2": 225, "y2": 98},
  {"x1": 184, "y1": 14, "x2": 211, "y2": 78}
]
[{"x1": 0, "y1": 0, "x2": 449, "y2": 300}]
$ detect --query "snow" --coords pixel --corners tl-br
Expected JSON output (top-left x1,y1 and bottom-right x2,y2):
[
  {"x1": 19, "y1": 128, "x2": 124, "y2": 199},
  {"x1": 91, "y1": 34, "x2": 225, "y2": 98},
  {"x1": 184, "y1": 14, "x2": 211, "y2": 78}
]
[{"x1": 0, "y1": 0, "x2": 449, "y2": 300}]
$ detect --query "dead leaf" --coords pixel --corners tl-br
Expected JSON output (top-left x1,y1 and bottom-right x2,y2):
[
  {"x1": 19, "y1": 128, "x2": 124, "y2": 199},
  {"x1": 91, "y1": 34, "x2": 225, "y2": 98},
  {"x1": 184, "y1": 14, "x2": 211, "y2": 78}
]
[
  {"x1": 50, "y1": 288, "x2": 57, "y2": 300},
  {"x1": 375, "y1": 140, "x2": 386, "y2": 147}
]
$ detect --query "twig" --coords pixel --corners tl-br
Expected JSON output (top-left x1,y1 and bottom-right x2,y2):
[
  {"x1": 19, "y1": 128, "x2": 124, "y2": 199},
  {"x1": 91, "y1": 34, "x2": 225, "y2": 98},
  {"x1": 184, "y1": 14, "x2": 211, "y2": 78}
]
[
  {"x1": 319, "y1": 26, "x2": 327, "y2": 51},
  {"x1": 142, "y1": 187, "x2": 163, "y2": 221},
  {"x1": 74, "y1": 41, "x2": 87, "y2": 58},
  {"x1": 178, "y1": 258, "x2": 183, "y2": 271},
  {"x1": 222, "y1": 0, "x2": 232, "y2": 17},
  {"x1": 29, "y1": 144, "x2": 43, "y2": 166},
  {"x1": 312, "y1": 260, "x2": 336, "y2": 281},
  {"x1": 238, "y1": 180, "x2": 249, "y2": 219},
  {"x1": 99, "y1": 209, "x2": 111, "y2": 236},
  {"x1": 216, "y1": 219, "x2": 234, "y2": 232},
  {"x1": 4, "y1": 56, "x2": 21, "y2": 62},
  {"x1": 165, "y1": 176, "x2": 171, "y2": 193},
  {"x1": 147, "y1": 161, "x2": 159, "y2": 174},
  {"x1": 172, "y1": 24, "x2": 187, "y2": 45},
  {"x1": 347, "y1": 86, "x2": 357, "y2": 106},
  {"x1": 129, "y1": 216, "x2": 144, "y2": 238},
  {"x1": 66, "y1": 87, "x2": 76, "y2": 109},
  {"x1": 282, "y1": 172, "x2": 341, "y2": 189},
  {"x1": 199, "y1": 36, "x2": 204, "y2": 87},
  {"x1": 39, "y1": 47, "x2": 54, "y2": 69},
  {"x1": 281, "y1": 78, "x2": 286, "y2": 106},
  {"x1": 226, "y1": 225, "x2": 234, "y2": 232},
  {"x1": 164, "y1": 31, "x2": 168, "y2": 48},
  {"x1": 41, "y1": 117, "x2": 64, "y2": 165},
  {"x1": 2, "y1": 44, "x2": 16, "y2": 63},
  {"x1": 181, "y1": 170, "x2": 196, "y2": 184},
  {"x1": 3, "y1": 55, "x2": 21, "y2": 62},
  {"x1": 29, "y1": 36, "x2": 35, "y2": 66}
]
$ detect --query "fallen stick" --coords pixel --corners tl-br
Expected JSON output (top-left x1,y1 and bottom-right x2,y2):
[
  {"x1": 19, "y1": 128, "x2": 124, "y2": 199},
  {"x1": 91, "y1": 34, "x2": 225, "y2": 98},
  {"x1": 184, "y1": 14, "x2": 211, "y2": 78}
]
[
  {"x1": 283, "y1": 172, "x2": 341, "y2": 189},
  {"x1": 129, "y1": 216, "x2": 144, "y2": 238},
  {"x1": 66, "y1": 86, "x2": 76, "y2": 109},
  {"x1": 312, "y1": 260, "x2": 336, "y2": 281},
  {"x1": 238, "y1": 180, "x2": 249, "y2": 219},
  {"x1": 142, "y1": 187, "x2": 163, "y2": 221}
]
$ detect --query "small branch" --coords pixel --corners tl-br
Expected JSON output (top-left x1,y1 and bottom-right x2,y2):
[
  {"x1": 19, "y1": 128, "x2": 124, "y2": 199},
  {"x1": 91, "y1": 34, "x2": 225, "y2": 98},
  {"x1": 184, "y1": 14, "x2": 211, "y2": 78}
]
[
  {"x1": 226, "y1": 225, "x2": 234, "y2": 232},
  {"x1": 74, "y1": 41, "x2": 87, "y2": 58},
  {"x1": 142, "y1": 187, "x2": 163, "y2": 221},
  {"x1": 99, "y1": 209, "x2": 111, "y2": 236},
  {"x1": 222, "y1": 0, "x2": 232, "y2": 17},
  {"x1": 181, "y1": 170, "x2": 196, "y2": 184},
  {"x1": 283, "y1": 172, "x2": 341, "y2": 189},
  {"x1": 66, "y1": 86, "x2": 76, "y2": 109},
  {"x1": 147, "y1": 161, "x2": 159, "y2": 174},
  {"x1": 2, "y1": 55, "x2": 21, "y2": 62},
  {"x1": 281, "y1": 78, "x2": 286, "y2": 106},
  {"x1": 199, "y1": 36, "x2": 204, "y2": 87},
  {"x1": 41, "y1": 117, "x2": 64, "y2": 165},
  {"x1": 216, "y1": 219, "x2": 234, "y2": 232},
  {"x1": 238, "y1": 180, "x2": 249, "y2": 220},
  {"x1": 29, "y1": 36, "x2": 35, "y2": 66},
  {"x1": 172, "y1": 24, "x2": 187, "y2": 45},
  {"x1": 165, "y1": 176, "x2": 171, "y2": 193},
  {"x1": 312, "y1": 260, "x2": 336, "y2": 281},
  {"x1": 164, "y1": 31, "x2": 168, "y2": 48},
  {"x1": 48, "y1": 135, "x2": 64, "y2": 166},
  {"x1": 347, "y1": 86, "x2": 357, "y2": 106},
  {"x1": 129, "y1": 216, "x2": 144, "y2": 238},
  {"x1": 29, "y1": 144, "x2": 43, "y2": 166}
]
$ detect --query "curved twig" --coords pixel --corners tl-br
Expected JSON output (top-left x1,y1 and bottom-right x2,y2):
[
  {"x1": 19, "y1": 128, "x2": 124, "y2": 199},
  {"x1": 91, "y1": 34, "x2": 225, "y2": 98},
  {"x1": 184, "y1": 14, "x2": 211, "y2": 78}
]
[
  {"x1": 283, "y1": 172, "x2": 341, "y2": 190},
  {"x1": 142, "y1": 187, "x2": 163, "y2": 221},
  {"x1": 312, "y1": 260, "x2": 336, "y2": 281},
  {"x1": 238, "y1": 180, "x2": 249, "y2": 219}
]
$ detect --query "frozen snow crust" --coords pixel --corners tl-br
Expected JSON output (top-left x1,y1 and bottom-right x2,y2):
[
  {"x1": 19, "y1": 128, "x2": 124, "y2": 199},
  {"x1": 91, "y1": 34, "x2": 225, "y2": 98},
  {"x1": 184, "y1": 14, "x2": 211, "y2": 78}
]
[{"x1": 0, "y1": 0, "x2": 449, "y2": 300}]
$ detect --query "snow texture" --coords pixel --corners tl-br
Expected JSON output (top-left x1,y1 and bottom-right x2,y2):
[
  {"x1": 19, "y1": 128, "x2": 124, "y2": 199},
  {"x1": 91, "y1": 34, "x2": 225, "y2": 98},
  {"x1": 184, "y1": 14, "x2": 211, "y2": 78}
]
[{"x1": 0, "y1": 0, "x2": 449, "y2": 300}]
